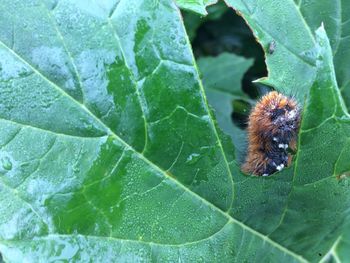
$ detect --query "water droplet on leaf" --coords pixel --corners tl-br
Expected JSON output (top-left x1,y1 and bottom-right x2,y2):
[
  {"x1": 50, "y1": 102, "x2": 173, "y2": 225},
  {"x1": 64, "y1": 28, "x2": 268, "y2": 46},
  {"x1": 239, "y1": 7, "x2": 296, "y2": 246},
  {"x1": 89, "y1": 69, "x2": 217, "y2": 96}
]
[
  {"x1": 186, "y1": 153, "x2": 201, "y2": 164},
  {"x1": 1, "y1": 156, "x2": 12, "y2": 171}
]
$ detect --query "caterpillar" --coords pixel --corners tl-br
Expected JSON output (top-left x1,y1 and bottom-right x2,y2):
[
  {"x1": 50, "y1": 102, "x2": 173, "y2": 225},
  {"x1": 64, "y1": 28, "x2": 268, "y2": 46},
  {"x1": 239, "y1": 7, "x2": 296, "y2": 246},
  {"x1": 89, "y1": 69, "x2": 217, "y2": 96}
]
[{"x1": 242, "y1": 91, "x2": 301, "y2": 176}]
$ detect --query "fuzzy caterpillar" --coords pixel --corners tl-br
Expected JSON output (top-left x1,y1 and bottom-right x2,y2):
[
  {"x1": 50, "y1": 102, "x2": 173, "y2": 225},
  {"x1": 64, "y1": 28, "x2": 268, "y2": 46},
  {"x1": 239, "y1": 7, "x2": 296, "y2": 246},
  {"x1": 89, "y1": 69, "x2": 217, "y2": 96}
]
[{"x1": 242, "y1": 91, "x2": 301, "y2": 176}]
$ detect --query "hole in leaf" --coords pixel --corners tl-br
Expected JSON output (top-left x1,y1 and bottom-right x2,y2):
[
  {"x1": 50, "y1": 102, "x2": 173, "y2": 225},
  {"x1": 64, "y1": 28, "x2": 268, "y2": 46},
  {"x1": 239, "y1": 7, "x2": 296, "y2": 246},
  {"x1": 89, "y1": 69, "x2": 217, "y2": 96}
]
[{"x1": 186, "y1": 6, "x2": 269, "y2": 98}]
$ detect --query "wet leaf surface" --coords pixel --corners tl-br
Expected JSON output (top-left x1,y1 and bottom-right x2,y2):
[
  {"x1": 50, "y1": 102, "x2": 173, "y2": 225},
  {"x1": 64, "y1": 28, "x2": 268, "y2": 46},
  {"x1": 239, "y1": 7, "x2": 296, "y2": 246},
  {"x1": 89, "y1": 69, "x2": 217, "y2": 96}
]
[{"x1": 0, "y1": 0, "x2": 349, "y2": 262}]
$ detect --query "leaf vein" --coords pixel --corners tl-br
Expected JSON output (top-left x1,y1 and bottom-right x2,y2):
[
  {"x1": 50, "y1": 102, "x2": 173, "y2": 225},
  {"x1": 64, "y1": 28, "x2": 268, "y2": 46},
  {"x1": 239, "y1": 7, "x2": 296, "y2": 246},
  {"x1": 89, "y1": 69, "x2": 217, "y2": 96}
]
[
  {"x1": 40, "y1": 0, "x2": 86, "y2": 103},
  {"x1": 106, "y1": 11, "x2": 149, "y2": 154}
]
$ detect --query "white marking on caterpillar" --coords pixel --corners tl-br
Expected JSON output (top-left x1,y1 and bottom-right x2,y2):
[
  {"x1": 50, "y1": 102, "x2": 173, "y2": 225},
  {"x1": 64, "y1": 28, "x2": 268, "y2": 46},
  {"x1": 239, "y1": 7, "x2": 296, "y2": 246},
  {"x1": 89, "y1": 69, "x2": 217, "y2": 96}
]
[
  {"x1": 288, "y1": 109, "x2": 297, "y2": 119},
  {"x1": 278, "y1": 144, "x2": 289, "y2": 149},
  {"x1": 276, "y1": 164, "x2": 285, "y2": 171}
]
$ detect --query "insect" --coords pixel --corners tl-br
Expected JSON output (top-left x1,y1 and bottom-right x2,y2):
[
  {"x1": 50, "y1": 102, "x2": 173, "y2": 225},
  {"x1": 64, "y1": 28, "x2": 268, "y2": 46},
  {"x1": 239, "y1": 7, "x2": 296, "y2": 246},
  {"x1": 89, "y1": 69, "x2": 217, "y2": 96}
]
[
  {"x1": 242, "y1": 91, "x2": 301, "y2": 176},
  {"x1": 268, "y1": 40, "x2": 276, "y2": 54}
]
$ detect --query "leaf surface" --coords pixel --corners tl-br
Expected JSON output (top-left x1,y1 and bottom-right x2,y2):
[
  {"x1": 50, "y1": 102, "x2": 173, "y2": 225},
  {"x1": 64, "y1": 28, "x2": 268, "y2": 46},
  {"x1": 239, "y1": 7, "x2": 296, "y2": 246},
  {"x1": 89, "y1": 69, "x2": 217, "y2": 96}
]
[
  {"x1": 223, "y1": 0, "x2": 350, "y2": 261},
  {"x1": 0, "y1": 0, "x2": 307, "y2": 262},
  {"x1": 0, "y1": 0, "x2": 349, "y2": 262},
  {"x1": 294, "y1": 0, "x2": 350, "y2": 110}
]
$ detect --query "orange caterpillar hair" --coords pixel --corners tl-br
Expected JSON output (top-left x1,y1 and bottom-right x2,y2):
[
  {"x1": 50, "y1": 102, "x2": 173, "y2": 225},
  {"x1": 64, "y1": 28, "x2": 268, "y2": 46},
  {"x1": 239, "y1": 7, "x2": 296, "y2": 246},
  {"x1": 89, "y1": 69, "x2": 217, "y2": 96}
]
[{"x1": 242, "y1": 91, "x2": 301, "y2": 176}]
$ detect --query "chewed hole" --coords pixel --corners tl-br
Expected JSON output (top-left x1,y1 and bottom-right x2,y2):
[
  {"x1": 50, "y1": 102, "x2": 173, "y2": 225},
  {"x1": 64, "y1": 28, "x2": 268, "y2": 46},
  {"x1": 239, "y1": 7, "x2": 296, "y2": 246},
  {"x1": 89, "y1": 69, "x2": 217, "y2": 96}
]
[{"x1": 184, "y1": 4, "x2": 271, "y2": 99}]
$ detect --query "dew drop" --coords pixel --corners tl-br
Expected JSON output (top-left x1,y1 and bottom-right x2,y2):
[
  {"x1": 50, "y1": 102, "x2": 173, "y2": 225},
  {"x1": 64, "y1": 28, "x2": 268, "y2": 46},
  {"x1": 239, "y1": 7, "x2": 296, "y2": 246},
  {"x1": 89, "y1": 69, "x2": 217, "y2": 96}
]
[
  {"x1": 73, "y1": 166, "x2": 80, "y2": 173},
  {"x1": 179, "y1": 38, "x2": 187, "y2": 45},
  {"x1": 186, "y1": 153, "x2": 201, "y2": 164},
  {"x1": 1, "y1": 156, "x2": 12, "y2": 171},
  {"x1": 83, "y1": 121, "x2": 94, "y2": 131}
]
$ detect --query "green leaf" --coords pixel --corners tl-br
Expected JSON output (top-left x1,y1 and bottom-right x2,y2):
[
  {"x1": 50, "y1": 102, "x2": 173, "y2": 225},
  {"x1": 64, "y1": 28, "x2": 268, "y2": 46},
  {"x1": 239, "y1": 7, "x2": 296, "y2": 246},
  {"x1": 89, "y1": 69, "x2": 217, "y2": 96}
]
[
  {"x1": 0, "y1": 0, "x2": 309, "y2": 262},
  {"x1": 229, "y1": 25, "x2": 350, "y2": 262},
  {"x1": 295, "y1": 0, "x2": 350, "y2": 110},
  {"x1": 197, "y1": 53, "x2": 253, "y2": 161},
  {"x1": 1, "y1": 0, "x2": 349, "y2": 262},
  {"x1": 224, "y1": 0, "x2": 350, "y2": 260},
  {"x1": 225, "y1": 0, "x2": 318, "y2": 100},
  {"x1": 223, "y1": 0, "x2": 350, "y2": 108},
  {"x1": 270, "y1": 26, "x2": 350, "y2": 261},
  {"x1": 175, "y1": 0, "x2": 218, "y2": 15},
  {"x1": 198, "y1": 53, "x2": 253, "y2": 96}
]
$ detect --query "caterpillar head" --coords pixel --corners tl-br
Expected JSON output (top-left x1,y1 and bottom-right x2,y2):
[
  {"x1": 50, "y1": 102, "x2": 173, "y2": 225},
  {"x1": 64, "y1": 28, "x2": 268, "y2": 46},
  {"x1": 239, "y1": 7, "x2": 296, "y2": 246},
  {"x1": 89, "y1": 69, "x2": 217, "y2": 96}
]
[{"x1": 267, "y1": 92, "x2": 301, "y2": 139}]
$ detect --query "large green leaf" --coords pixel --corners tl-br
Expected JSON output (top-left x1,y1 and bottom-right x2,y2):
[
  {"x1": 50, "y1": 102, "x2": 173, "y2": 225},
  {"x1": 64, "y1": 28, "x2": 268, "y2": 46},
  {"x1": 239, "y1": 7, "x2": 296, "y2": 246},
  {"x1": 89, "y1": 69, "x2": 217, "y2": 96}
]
[
  {"x1": 0, "y1": 0, "x2": 349, "y2": 262},
  {"x1": 230, "y1": 26, "x2": 350, "y2": 262},
  {"x1": 183, "y1": 0, "x2": 350, "y2": 260},
  {"x1": 223, "y1": 0, "x2": 350, "y2": 261},
  {"x1": 222, "y1": 0, "x2": 350, "y2": 107},
  {"x1": 224, "y1": 0, "x2": 317, "y2": 101},
  {"x1": 0, "y1": 0, "x2": 309, "y2": 262}
]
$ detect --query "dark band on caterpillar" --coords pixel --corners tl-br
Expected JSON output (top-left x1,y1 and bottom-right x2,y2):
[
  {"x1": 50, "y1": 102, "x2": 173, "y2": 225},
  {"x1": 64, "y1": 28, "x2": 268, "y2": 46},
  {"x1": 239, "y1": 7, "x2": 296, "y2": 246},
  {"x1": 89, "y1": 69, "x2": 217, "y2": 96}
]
[{"x1": 242, "y1": 91, "x2": 301, "y2": 176}]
